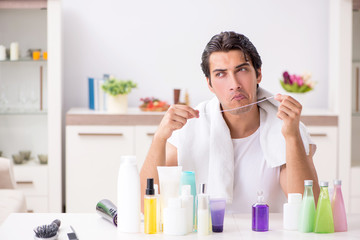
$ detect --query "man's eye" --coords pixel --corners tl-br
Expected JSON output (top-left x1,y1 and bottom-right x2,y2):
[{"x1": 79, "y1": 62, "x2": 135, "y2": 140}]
[
  {"x1": 239, "y1": 67, "x2": 247, "y2": 72},
  {"x1": 216, "y1": 72, "x2": 225, "y2": 77}
]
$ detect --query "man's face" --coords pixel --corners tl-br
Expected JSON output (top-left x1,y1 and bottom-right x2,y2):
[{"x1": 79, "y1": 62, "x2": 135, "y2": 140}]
[{"x1": 207, "y1": 50, "x2": 262, "y2": 114}]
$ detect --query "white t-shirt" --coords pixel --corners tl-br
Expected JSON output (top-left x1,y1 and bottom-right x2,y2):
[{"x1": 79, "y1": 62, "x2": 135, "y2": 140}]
[{"x1": 226, "y1": 128, "x2": 287, "y2": 213}]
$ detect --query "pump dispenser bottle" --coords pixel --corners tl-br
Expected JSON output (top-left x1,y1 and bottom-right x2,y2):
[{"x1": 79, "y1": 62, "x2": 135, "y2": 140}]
[
  {"x1": 144, "y1": 178, "x2": 157, "y2": 234},
  {"x1": 252, "y1": 191, "x2": 269, "y2": 232},
  {"x1": 283, "y1": 193, "x2": 302, "y2": 230},
  {"x1": 298, "y1": 180, "x2": 316, "y2": 232},
  {"x1": 331, "y1": 180, "x2": 347, "y2": 232},
  {"x1": 314, "y1": 181, "x2": 334, "y2": 233},
  {"x1": 196, "y1": 183, "x2": 210, "y2": 235}
]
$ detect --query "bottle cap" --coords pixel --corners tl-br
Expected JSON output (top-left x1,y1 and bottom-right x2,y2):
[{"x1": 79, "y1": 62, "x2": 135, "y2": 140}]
[
  {"x1": 257, "y1": 190, "x2": 264, "y2": 203},
  {"x1": 199, "y1": 183, "x2": 206, "y2": 194},
  {"x1": 319, "y1": 181, "x2": 328, "y2": 187},
  {"x1": 288, "y1": 193, "x2": 302, "y2": 204},
  {"x1": 181, "y1": 185, "x2": 191, "y2": 196},
  {"x1": 304, "y1": 180, "x2": 313, "y2": 186},
  {"x1": 333, "y1": 179, "x2": 342, "y2": 185},
  {"x1": 120, "y1": 155, "x2": 137, "y2": 165},
  {"x1": 168, "y1": 197, "x2": 181, "y2": 208},
  {"x1": 146, "y1": 178, "x2": 155, "y2": 195}
]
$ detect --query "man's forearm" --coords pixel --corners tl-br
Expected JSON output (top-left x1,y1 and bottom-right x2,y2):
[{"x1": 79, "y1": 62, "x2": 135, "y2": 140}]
[
  {"x1": 285, "y1": 134, "x2": 320, "y2": 202},
  {"x1": 139, "y1": 134, "x2": 167, "y2": 212}
]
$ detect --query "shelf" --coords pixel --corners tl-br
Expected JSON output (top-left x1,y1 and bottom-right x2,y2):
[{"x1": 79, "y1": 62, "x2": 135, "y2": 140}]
[
  {"x1": 0, "y1": 58, "x2": 47, "y2": 63},
  {"x1": 0, "y1": 109, "x2": 47, "y2": 115}
]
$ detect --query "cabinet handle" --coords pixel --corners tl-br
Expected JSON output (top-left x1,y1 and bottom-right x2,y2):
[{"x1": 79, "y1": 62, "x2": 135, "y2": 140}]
[
  {"x1": 16, "y1": 181, "x2": 34, "y2": 185},
  {"x1": 78, "y1": 133, "x2": 123, "y2": 136},
  {"x1": 146, "y1": 133, "x2": 155, "y2": 136},
  {"x1": 27, "y1": 210, "x2": 34, "y2": 213},
  {"x1": 356, "y1": 67, "x2": 359, "y2": 112},
  {"x1": 310, "y1": 133, "x2": 327, "y2": 137}
]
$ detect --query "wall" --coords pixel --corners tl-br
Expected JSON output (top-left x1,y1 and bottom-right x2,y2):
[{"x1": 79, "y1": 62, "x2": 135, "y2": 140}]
[{"x1": 62, "y1": 0, "x2": 330, "y2": 110}]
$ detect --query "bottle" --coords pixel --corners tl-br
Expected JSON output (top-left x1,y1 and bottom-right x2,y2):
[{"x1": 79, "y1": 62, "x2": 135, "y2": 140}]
[
  {"x1": 196, "y1": 183, "x2": 210, "y2": 235},
  {"x1": 163, "y1": 197, "x2": 187, "y2": 235},
  {"x1": 144, "y1": 178, "x2": 157, "y2": 234},
  {"x1": 180, "y1": 185, "x2": 194, "y2": 233},
  {"x1": 154, "y1": 184, "x2": 161, "y2": 232},
  {"x1": 283, "y1": 193, "x2": 302, "y2": 230},
  {"x1": 180, "y1": 171, "x2": 196, "y2": 229},
  {"x1": 332, "y1": 180, "x2": 347, "y2": 232},
  {"x1": 314, "y1": 181, "x2": 335, "y2": 233},
  {"x1": 252, "y1": 191, "x2": 269, "y2": 232},
  {"x1": 117, "y1": 156, "x2": 140, "y2": 233},
  {"x1": 10, "y1": 42, "x2": 19, "y2": 61},
  {"x1": 298, "y1": 180, "x2": 316, "y2": 232}
]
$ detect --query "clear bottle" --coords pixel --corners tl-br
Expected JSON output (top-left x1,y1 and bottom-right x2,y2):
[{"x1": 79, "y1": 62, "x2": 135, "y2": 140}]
[
  {"x1": 252, "y1": 191, "x2": 269, "y2": 232},
  {"x1": 196, "y1": 183, "x2": 210, "y2": 235},
  {"x1": 314, "y1": 181, "x2": 334, "y2": 233},
  {"x1": 117, "y1": 156, "x2": 140, "y2": 233},
  {"x1": 283, "y1": 193, "x2": 302, "y2": 230},
  {"x1": 298, "y1": 180, "x2": 316, "y2": 232},
  {"x1": 154, "y1": 184, "x2": 161, "y2": 232},
  {"x1": 144, "y1": 178, "x2": 157, "y2": 234},
  {"x1": 331, "y1": 180, "x2": 347, "y2": 232}
]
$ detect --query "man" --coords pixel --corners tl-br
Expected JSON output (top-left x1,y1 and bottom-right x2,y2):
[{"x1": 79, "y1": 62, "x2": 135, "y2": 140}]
[{"x1": 140, "y1": 31, "x2": 319, "y2": 212}]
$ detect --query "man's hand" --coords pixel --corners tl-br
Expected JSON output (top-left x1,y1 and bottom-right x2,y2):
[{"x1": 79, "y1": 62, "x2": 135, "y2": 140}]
[
  {"x1": 155, "y1": 104, "x2": 199, "y2": 141},
  {"x1": 274, "y1": 94, "x2": 302, "y2": 139}
]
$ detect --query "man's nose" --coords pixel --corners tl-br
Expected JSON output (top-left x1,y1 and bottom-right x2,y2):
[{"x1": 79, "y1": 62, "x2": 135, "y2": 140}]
[{"x1": 229, "y1": 73, "x2": 241, "y2": 90}]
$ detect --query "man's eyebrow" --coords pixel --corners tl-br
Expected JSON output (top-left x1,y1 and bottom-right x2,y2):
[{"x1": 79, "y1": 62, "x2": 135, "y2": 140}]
[
  {"x1": 235, "y1": 62, "x2": 250, "y2": 69},
  {"x1": 212, "y1": 68, "x2": 227, "y2": 73}
]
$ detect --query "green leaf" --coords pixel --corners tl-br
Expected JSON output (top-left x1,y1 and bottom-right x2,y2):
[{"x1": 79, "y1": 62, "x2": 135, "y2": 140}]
[{"x1": 102, "y1": 78, "x2": 137, "y2": 96}]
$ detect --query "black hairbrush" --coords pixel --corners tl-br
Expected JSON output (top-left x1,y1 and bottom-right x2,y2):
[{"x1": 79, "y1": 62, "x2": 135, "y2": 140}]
[{"x1": 33, "y1": 219, "x2": 61, "y2": 239}]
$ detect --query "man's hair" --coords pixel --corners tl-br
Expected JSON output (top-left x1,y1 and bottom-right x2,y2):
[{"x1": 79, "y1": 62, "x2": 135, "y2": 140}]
[{"x1": 201, "y1": 31, "x2": 262, "y2": 86}]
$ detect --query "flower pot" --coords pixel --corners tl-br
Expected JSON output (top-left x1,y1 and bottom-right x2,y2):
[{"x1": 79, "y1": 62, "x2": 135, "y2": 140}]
[{"x1": 107, "y1": 94, "x2": 128, "y2": 113}]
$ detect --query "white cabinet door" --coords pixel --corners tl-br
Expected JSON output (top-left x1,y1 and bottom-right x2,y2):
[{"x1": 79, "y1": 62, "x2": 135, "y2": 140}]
[
  {"x1": 135, "y1": 126, "x2": 158, "y2": 171},
  {"x1": 66, "y1": 126, "x2": 135, "y2": 212},
  {"x1": 307, "y1": 126, "x2": 338, "y2": 182}
]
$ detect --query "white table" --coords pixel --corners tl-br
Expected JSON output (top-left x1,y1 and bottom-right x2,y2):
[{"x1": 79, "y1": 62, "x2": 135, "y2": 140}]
[{"x1": 0, "y1": 213, "x2": 359, "y2": 239}]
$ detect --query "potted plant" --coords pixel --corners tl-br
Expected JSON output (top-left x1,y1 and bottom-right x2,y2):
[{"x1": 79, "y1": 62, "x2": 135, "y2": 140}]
[
  {"x1": 102, "y1": 77, "x2": 137, "y2": 113},
  {"x1": 280, "y1": 71, "x2": 315, "y2": 104}
]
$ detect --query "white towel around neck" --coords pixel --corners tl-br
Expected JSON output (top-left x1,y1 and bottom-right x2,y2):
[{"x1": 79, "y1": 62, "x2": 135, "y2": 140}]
[{"x1": 169, "y1": 87, "x2": 314, "y2": 203}]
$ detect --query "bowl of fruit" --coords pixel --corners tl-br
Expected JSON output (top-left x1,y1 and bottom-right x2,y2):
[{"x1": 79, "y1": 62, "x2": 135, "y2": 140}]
[{"x1": 139, "y1": 97, "x2": 170, "y2": 112}]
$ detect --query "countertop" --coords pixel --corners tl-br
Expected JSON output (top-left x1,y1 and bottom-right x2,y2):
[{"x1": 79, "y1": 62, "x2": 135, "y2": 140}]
[
  {"x1": 66, "y1": 108, "x2": 338, "y2": 126},
  {"x1": 0, "y1": 213, "x2": 359, "y2": 239}
]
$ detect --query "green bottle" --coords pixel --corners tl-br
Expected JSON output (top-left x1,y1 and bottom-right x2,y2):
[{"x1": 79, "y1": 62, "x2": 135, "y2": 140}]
[
  {"x1": 298, "y1": 180, "x2": 316, "y2": 232},
  {"x1": 314, "y1": 181, "x2": 334, "y2": 233}
]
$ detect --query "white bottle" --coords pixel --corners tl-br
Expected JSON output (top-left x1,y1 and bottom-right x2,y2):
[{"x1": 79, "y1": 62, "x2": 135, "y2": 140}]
[
  {"x1": 10, "y1": 42, "x2": 19, "y2": 61},
  {"x1": 283, "y1": 193, "x2": 302, "y2": 230},
  {"x1": 154, "y1": 184, "x2": 161, "y2": 232},
  {"x1": 180, "y1": 185, "x2": 194, "y2": 233},
  {"x1": 197, "y1": 183, "x2": 210, "y2": 235},
  {"x1": 163, "y1": 197, "x2": 187, "y2": 235},
  {"x1": 117, "y1": 156, "x2": 140, "y2": 233}
]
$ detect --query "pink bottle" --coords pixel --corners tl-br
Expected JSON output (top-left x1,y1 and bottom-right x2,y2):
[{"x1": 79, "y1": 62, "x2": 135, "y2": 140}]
[{"x1": 331, "y1": 180, "x2": 347, "y2": 232}]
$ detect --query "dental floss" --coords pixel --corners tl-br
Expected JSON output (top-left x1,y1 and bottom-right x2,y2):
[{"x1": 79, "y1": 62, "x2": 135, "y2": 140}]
[{"x1": 200, "y1": 96, "x2": 274, "y2": 115}]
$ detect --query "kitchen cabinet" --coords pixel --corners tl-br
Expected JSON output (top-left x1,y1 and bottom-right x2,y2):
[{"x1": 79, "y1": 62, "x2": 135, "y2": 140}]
[
  {"x1": 13, "y1": 163, "x2": 48, "y2": 213},
  {"x1": 66, "y1": 123, "x2": 157, "y2": 213},
  {"x1": 307, "y1": 126, "x2": 338, "y2": 182},
  {"x1": 0, "y1": 2, "x2": 63, "y2": 212}
]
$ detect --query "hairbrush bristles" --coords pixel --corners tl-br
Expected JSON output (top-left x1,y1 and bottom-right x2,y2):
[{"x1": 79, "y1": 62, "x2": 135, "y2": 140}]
[{"x1": 33, "y1": 219, "x2": 61, "y2": 238}]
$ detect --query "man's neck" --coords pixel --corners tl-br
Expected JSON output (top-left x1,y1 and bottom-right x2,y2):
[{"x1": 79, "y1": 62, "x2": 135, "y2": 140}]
[{"x1": 222, "y1": 105, "x2": 260, "y2": 139}]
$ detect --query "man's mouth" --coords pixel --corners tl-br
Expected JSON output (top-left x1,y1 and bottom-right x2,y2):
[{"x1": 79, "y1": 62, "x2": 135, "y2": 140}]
[{"x1": 232, "y1": 94, "x2": 247, "y2": 101}]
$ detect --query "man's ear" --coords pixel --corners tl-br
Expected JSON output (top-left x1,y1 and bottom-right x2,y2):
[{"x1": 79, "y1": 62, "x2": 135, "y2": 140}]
[
  {"x1": 206, "y1": 77, "x2": 214, "y2": 93},
  {"x1": 257, "y1": 68, "x2": 262, "y2": 84}
]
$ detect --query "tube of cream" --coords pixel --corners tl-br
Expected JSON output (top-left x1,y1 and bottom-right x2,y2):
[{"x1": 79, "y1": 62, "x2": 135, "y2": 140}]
[{"x1": 96, "y1": 199, "x2": 118, "y2": 226}]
